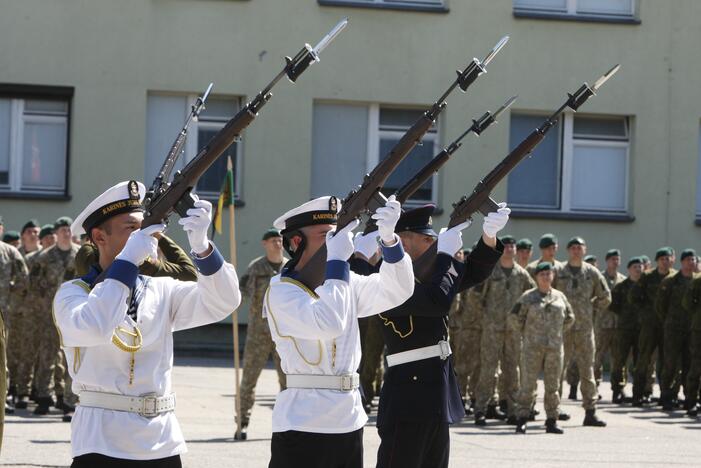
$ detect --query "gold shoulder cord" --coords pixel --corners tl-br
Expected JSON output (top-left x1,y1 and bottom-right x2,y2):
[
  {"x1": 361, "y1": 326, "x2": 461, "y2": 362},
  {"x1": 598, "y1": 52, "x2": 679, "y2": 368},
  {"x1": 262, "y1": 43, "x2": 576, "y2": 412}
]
[
  {"x1": 378, "y1": 313, "x2": 414, "y2": 338},
  {"x1": 265, "y1": 278, "x2": 337, "y2": 368}
]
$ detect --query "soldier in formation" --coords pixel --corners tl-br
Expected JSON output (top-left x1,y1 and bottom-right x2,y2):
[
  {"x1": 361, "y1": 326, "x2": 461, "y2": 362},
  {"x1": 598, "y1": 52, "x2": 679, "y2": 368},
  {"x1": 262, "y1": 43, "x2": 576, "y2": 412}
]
[
  {"x1": 473, "y1": 235, "x2": 535, "y2": 426},
  {"x1": 236, "y1": 228, "x2": 288, "y2": 440}
]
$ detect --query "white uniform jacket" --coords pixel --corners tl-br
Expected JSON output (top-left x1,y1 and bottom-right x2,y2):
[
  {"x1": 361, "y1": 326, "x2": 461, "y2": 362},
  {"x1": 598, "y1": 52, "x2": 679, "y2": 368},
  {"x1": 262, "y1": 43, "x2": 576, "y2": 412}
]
[
  {"x1": 265, "y1": 240, "x2": 413, "y2": 434},
  {"x1": 53, "y1": 244, "x2": 240, "y2": 460}
]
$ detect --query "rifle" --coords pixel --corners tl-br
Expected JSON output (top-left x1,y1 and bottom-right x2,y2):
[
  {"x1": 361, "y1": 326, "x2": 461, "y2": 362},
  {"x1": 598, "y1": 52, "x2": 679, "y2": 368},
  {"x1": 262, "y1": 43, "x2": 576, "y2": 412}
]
[
  {"x1": 412, "y1": 64, "x2": 621, "y2": 284},
  {"x1": 294, "y1": 36, "x2": 510, "y2": 289},
  {"x1": 362, "y1": 95, "x2": 517, "y2": 235},
  {"x1": 141, "y1": 18, "x2": 348, "y2": 227}
]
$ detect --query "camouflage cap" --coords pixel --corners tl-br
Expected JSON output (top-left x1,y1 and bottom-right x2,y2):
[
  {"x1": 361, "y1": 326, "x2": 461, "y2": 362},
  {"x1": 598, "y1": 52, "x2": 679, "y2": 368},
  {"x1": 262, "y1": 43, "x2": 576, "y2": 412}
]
[
  {"x1": 262, "y1": 228, "x2": 282, "y2": 240},
  {"x1": 567, "y1": 236, "x2": 586, "y2": 248},
  {"x1": 681, "y1": 248, "x2": 696, "y2": 261},
  {"x1": 39, "y1": 224, "x2": 55, "y2": 239},
  {"x1": 584, "y1": 254, "x2": 597, "y2": 264},
  {"x1": 500, "y1": 235, "x2": 516, "y2": 245},
  {"x1": 655, "y1": 247, "x2": 673, "y2": 260},
  {"x1": 605, "y1": 249, "x2": 621, "y2": 260},
  {"x1": 516, "y1": 238, "x2": 532, "y2": 251},
  {"x1": 535, "y1": 261, "x2": 554, "y2": 274},
  {"x1": 54, "y1": 216, "x2": 73, "y2": 229},
  {"x1": 627, "y1": 256, "x2": 642, "y2": 268},
  {"x1": 539, "y1": 233, "x2": 558, "y2": 249},
  {"x1": 21, "y1": 219, "x2": 39, "y2": 234},
  {"x1": 3, "y1": 230, "x2": 20, "y2": 242}
]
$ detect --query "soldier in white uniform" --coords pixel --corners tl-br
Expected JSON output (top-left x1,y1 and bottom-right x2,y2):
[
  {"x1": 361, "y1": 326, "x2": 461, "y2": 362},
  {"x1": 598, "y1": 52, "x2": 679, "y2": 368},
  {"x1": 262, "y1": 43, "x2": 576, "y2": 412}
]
[
  {"x1": 53, "y1": 180, "x2": 240, "y2": 467},
  {"x1": 265, "y1": 195, "x2": 414, "y2": 468}
]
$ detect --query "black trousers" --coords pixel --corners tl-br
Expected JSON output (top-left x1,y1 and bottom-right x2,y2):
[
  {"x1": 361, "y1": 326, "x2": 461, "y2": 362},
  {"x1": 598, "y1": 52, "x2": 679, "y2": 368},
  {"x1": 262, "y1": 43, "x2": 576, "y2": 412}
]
[
  {"x1": 376, "y1": 420, "x2": 449, "y2": 468},
  {"x1": 71, "y1": 453, "x2": 182, "y2": 468},
  {"x1": 269, "y1": 428, "x2": 363, "y2": 468}
]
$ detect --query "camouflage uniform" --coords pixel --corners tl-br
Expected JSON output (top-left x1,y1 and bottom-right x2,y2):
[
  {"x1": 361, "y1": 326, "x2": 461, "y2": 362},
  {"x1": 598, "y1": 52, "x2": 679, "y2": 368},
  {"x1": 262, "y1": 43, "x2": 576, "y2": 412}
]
[
  {"x1": 510, "y1": 288, "x2": 574, "y2": 419},
  {"x1": 238, "y1": 256, "x2": 287, "y2": 427},
  {"x1": 29, "y1": 244, "x2": 79, "y2": 404},
  {"x1": 553, "y1": 262, "x2": 611, "y2": 410},
  {"x1": 450, "y1": 288, "x2": 484, "y2": 402},
  {"x1": 629, "y1": 268, "x2": 676, "y2": 401},
  {"x1": 0, "y1": 242, "x2": 29, "y2": 445},
  {"x1": 656, "y1": 272, "x2": 693, "y2": 403},
  {"x1": 474, "y1": 264, "x2": 535, "y2": 417},
  {"x1": 594, "y1": 271, "x2": 626, "y2": 387},
  {"x1": 609, "y1": 277, "x2": 641, "y2": 395},
  {"x1": 9, "y1": 249, "x2": 41, "y2": 398},
  {"x1": 74, "y1": 235, "x2": 198, "y2": 281},
  {"x1": 681, "y1": 274, "x2": 701, "y2": 411}
]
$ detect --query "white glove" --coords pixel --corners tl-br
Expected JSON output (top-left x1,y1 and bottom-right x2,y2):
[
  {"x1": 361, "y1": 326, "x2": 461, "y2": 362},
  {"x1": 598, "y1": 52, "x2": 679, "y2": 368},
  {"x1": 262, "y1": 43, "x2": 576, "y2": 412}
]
[
  {"x1": 326, "y1": 219, "x2": 360, "y2": 262},
  {"x1": 115, "y1": 224, "x2": 165, "y2": 266},
  {"x1": 482, "y1": 202, "x2": 511, "y2": 238},
  {"x1": 437, "y1": 221, "x2": 471, "y2": 256},
  {"x1": 177, "y1": 195, "x2": 212, "y2": 255},
  {"x1": 371, "y1": 194, "x2": 401, "y2": 245},
  {"x1": 354, "y1": 231, "x2": 380, "y2": 259}
]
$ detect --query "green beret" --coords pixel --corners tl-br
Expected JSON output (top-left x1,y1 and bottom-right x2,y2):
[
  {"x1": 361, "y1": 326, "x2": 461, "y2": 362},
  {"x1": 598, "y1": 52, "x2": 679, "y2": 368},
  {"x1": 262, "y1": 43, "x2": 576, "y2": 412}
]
[
  {"x1": 567, "y1": 236, "x2": 586, "y2": 248},
  {"x1": 539, "y1": 233, "x2": 557, "y2": 249},
  {"x1": 500, "y1": 235, "x2": 516, "y2": 245},
  {"x1": 39, "y1": 224, "x2": 55, "y2": 239},
  {"x1": 463, "y1": 248, "x2": 472, "y2": 257},
  {"x1": 21, "y1": 219, "x2": 39, "y2": 234},
  {"x1": 640, "y1": 255, "x2": 651, "y2": 263},
  {"x1": 262, "y1": 228, "x2": 282, "y2": 241},
  {"x1": 681, "y1": 248, "x2": 696, "y2": 261},
  {"x1": 627, "y1": 256, "x2": 642, "y2": 269},
  {"x1": 535, "y1": 261, "x2": 553, "y2": 274},
  {"x1": 516, "y1": 238, "x2": 532, "y2": 250},
  {"x1": 605, "y1": 249, "x2": 621, "y2": 260},
  {"x1": 3, "y1": 230, "x2": 20, "y2": 242},
  {"x1": 54, "y1": 216, "x2": 73, "y2": 229},
  {"x1": 655, "y1": 247, "x2": 673, "y2": 260},
  {"x1": 584, "y1": 255, "x2": 597, "y2": 264}
]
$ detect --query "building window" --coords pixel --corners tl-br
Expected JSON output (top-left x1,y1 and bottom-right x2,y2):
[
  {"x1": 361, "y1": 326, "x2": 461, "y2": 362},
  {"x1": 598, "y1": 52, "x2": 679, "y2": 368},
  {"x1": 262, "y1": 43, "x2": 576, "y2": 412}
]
[
  {"x1": 145, "y1": 94, "x2": 241, "y2": 201},
  {"x1": 0, "y1": 95, "x2": 70, "y2": 197},
  {"x1": 513, "y1": 0, "x2": 637, "y2": 21},
  {"x1": 311, "y1": 102, "x2": 439, "y2": 206},
  {"x1": 318, "y1": 0, "x2": 446, "y2": 13},
  {"x1": 507, "y1": 113, "x2": 630, "y2": 215}
]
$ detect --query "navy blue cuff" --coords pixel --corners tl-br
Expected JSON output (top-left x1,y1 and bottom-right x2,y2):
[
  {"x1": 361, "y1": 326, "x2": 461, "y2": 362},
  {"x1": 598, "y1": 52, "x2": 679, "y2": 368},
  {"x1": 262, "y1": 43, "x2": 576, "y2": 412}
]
[
  {"x1": 192, "y1": 243, "x2": 225, "y2": 276},
  {"x1": 106, "y1": 259, "x2": 139, "y2": 289},
  {"x1": 381, "y1": 240, "x2": 405, "y2": 264},
  {"x1": 325, "y1": 260, "x2": 350, "y2": 283}
]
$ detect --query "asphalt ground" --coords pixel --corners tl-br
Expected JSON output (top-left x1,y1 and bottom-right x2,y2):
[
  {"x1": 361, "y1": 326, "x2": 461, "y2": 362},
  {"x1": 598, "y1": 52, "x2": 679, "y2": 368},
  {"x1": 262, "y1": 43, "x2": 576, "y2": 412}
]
[{"x1": 3, "y1": 356, "x2": 701, "y2": 467}]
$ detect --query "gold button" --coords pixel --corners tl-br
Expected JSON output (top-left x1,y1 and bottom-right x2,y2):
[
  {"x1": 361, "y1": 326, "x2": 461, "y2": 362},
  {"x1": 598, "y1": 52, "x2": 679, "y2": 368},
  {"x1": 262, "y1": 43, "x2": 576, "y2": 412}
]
[{"x1": 412, "y1": 376, "x2": 418, "y2": 381}]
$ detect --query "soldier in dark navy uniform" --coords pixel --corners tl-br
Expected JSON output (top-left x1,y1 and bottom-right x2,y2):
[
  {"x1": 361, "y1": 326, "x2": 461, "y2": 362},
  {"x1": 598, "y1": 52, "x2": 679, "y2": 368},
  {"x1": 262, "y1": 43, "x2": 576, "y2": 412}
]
[{"x1": 374, "y1": 203, "x2": 510, "y2": 468}]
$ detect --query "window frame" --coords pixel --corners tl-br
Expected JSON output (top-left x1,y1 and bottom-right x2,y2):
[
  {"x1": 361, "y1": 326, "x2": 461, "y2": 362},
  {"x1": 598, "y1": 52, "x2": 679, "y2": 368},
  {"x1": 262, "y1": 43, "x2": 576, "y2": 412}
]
[
  {"x1": 366, "y1": 103, "x2": 441, "y2": 208},
  {"x1": 508, "y1": 112, "x2": 631, "y2": 217},
  {"x1": 0, "y1": 84, "x2": 73, "y2": 200},
  {"x1": 513, "y1": 0, "x2": 640, "y2": 24},
  {"x1": 318, "y1": 0, "x2": 448, "y2": 14},
  {"x1": 148, "y1": 92, "x2": 244, "y2": 204}
]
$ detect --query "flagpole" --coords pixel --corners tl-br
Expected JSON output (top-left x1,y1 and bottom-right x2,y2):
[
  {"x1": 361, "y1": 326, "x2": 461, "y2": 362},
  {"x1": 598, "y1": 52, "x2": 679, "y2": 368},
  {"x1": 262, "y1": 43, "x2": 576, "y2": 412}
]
[{"x1": 227, "y1": 155, "x2": 243, "y2": 440}]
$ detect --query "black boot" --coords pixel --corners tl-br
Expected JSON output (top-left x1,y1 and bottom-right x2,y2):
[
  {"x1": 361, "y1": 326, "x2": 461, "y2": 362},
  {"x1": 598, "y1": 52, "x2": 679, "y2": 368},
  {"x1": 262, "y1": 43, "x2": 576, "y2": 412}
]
[
  {"x1": 15, "y1": 395, "x2": 29, "y2": 410},
  {"x1": 234, "y1": 422, "x2": 248, "y2": 440},
  {"x1": 545, "y1": 418, "x2": 564, "y2": 434},
  {"x1": 33, "y1": 397, "x2": 53, "y2": 415},
  {"x1": 568, "y1": 384, "x2": 578, "y2": 401},
  {"x1": 528, "y1": 409, "x2": 537, "y2": 421},
  {"x1": 612, "y1": 389, "x2": 622, "y2": 404},
  {"x1": 558, "y1": 412, "x2": 571, "y2": 421},
  {"x1": 474, "y1": 412, "x2": 487, "y2": 426},
  {"x1": 486, "y1": 404, "x2": 507, "y2": 421},
  {"x1": 499, "y1": 399, "x2": 509, "y2": 415},
  {"x1": 55, "y1": 395, "x2": 67, "y2": 411},
  {"x1": 515, "y1": 418, "x2": 527, "y2": 434},
  {"x1": 583, "y1": 409, "x2": 606, "y2": 427}
]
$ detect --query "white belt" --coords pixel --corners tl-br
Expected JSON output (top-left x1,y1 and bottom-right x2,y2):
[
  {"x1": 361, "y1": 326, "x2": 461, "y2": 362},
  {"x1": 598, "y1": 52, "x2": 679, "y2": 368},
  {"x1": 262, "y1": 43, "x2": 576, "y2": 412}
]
[
  {"x1": 286, "y1": 373, "x2": 360, "y2": 392},
  {"x1": 79, "y1": 391, "x2": 176, "y2": 418},
  {"x1": 386, "y1": 340, "x2": 452, "y2": 367}
]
